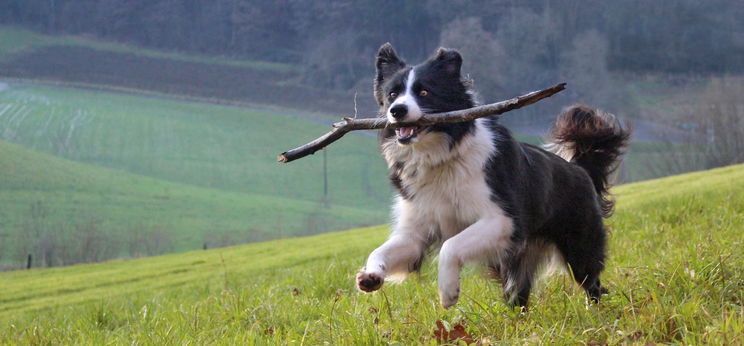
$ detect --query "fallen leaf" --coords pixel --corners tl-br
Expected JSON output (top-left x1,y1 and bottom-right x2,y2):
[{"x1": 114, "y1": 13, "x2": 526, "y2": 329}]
[{"x1": 432, "y1": 320, "x2": 476, "y2": 344}]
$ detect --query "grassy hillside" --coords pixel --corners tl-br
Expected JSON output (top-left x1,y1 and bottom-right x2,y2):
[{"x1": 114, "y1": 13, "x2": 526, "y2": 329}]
[
  {"x1": 1, "y1": 164, "x2": 741, "y2": 344},
  {"x1": 0, "y1": 139, "x2": 385, "y2": 264},
  {"x1": 0, "y1": 82, "x2": 390, "y2": 210}
]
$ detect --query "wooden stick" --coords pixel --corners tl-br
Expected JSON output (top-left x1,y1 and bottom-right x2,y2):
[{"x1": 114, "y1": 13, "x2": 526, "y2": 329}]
[{"x1": 278, "y1": 83, "x2": 566, "y2": 163}]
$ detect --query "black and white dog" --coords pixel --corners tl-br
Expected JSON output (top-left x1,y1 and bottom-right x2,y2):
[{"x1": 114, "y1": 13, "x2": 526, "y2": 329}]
[{"x1": 356, "y1": 43, "x2": 630, "y2": 309}]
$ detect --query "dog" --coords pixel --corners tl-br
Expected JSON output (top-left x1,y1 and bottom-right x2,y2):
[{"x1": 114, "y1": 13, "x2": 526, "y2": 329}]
[{"x1": 356, "y1": 43, "x2": 630, "y2": 309}]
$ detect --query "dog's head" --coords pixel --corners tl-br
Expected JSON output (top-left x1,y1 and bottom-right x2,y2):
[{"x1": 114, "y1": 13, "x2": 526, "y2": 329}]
[{"x1": 374, "y1": 43, "x2": 475, "y2": 146}]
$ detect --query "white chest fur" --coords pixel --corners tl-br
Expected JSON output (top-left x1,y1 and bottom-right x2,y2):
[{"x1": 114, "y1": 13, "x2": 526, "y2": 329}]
[{"x1": 382, "y1": 119, "x2": 504, "y2": 240}]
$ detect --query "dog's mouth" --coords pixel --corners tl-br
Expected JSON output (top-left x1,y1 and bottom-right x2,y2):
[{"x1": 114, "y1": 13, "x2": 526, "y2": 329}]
[{"x1": 395, "y1": 126, "x2": 422, "y2": 144}]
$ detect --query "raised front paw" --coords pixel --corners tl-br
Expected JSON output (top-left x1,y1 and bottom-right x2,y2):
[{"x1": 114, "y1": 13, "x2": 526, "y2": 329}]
[{"x1": 357, "y1": 271, "x2": 384, "y2": 292}]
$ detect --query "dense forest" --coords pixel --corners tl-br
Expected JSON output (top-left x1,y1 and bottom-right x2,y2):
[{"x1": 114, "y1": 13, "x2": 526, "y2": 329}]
[{"x1": 2, "y1": 0, "x2": 743, "y2": 92}]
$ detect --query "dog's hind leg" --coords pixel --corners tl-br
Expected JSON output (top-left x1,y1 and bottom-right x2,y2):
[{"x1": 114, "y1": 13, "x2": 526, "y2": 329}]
[
  {"x1": 499, "y1": 240, "x2": 550, "y2": 309},
  {"x1": 437, "y1": 216, "x2": 514, "y2": 308},
  {"x1": 555, "y1": 225, "x2": 608, "y2": 303},
  {"x1": 501, "y1": 259, "x2": 534, "y2": 309}
]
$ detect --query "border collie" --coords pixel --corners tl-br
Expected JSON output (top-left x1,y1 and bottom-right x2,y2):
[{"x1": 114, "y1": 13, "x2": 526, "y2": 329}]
[{"x1": 356, "y1": 43, "x2": 630, "y2": 308}]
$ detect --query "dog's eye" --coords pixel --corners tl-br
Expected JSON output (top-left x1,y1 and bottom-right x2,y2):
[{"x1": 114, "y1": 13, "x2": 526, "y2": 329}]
[
  {"x1": 419, "y1": 90, "x2": 429, "y2": 97},
  {"x1": 389, "y1": 92, "x2": 398, "y2": 99}
]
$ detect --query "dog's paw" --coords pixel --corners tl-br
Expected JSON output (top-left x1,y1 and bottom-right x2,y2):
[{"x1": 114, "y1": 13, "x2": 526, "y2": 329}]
[
  {"x1": 438, "y1": 284, "x2": 460, "y2": 309},
  {"x1": 357, "y1": 271, "x2": 384, "y2": 292}
]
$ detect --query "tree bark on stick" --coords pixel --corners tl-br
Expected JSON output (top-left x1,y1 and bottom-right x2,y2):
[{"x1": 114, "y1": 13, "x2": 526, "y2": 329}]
[{"x1": 278, "y1": 83, "x2": 566, "y2": 163}]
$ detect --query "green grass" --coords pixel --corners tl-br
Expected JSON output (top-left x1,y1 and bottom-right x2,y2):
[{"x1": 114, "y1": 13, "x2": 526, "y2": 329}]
[
  {"x1": 1, "y1": 164, "x2": 741, "y2": 344},
  {"x1": 0, "y1": 139, "x2": 385, "y2": 258},
  {"x1": 0, "y1": 83, "x2": 390, "y2": 210},
  {"x1": 0, "y1": 27, "x2": 46, "y2": 58},
  {"x1": 0, "y1": 26, "x2": 297, "y2": 72},
  {"x1": 0, "y1": 82, "x2": 390, "y2": 261}
]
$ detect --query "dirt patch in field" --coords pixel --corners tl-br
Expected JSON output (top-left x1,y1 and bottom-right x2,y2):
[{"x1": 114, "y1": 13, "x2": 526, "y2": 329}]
[{"x1": 0, "y1": 46, "x2": 377, "y2": 114}]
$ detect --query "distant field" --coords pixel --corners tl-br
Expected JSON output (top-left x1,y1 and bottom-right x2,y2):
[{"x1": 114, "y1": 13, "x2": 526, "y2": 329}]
[
  {"x1": 0, "y1": 81, "x2": 392, "y2": 268},
  {"x1": 0, "y1": 26, "x2": 295, "y2": 72},
  {"x1": 0, "y1": 164, "x2": 741, "y2": 344},
  {"x1": 0, "y1": 26, "x2": 375, "y2": 114},
  {"x1": 0, "y1": 83, "x2": 391, "y2": 210},
  {"x1": 0, "y1": 139, "x2": 386, "y2": 265}
]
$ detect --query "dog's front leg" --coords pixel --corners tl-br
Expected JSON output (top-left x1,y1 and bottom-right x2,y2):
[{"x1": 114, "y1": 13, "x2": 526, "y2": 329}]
[
  {"x1": 357, "y1": 231, "x2": 427, "y2": 293},
  {"x1": 438, "y1": 216, "x2": 513, "y2": 308}
]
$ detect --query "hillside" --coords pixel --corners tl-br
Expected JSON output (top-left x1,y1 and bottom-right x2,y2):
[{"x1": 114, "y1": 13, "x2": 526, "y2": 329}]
[
  {"x1": 0, "y1": 82, "x2": 391, "y2": 209},
  {"x1": 0, "y1": 80, "x2": 392, "y2": 267},
  {"x1": 1, "y1": 164, "x2": 741, "y2": 344},
  {"x1": 0, "y1": 139, "x2": 386, "y2": 265}
]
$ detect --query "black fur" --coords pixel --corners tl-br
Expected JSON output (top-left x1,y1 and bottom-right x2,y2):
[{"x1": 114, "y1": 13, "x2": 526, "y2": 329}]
[
  {"x1": 389, "y1": 161, "x2": 413, "y2": 200},
  {"x1": 374, "y1": 43, "x2": 406, "y2": 107},
  {"x1": 484, "y1": 119, "x2": 619, "y2": 305},
  {"x1": 548, "y1": 104, "x2": 632, "y2": 216}
]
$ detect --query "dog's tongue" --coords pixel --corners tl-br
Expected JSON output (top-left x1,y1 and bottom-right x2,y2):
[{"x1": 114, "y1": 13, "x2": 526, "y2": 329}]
[{"x1": 396, "y1": 127, "x2": 417, "y2": 139}]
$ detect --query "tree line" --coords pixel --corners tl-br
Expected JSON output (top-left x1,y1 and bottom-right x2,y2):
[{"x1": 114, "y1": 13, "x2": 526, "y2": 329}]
[{"x1": 2, "y1": 0, "x2": 742, "y2": 91}]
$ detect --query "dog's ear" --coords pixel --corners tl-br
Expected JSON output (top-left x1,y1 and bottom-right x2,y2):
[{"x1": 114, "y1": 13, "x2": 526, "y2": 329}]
[
  {"x1": 432, "y1": 47, "x2": 463, "y2": 76},
  {"x1": 376, "y1": 43, "x2": 405, "y2": 80},
  {"x1": 374, "y1": 43, "x2": 405, "y2": 106}
]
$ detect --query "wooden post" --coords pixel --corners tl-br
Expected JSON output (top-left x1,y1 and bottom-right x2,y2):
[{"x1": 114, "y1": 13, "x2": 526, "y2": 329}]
[{"x1": 27, "y1": 254, "x2": 32, "y2": 269}]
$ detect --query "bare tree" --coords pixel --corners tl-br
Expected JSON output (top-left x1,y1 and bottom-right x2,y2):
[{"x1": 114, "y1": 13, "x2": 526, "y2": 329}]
[
  {"x1": 440, "y1": 17, "x2": 506, "y2": 101},
  {"x1": 72, "y1": 219, "x2": 121, "y2": 264},
  {"x1": 560, "y1": 30, "x2": 636, "y2": 117},
  {"x1": 127, "y1": 224, "x2": 174, "y2": 257},
  {"x1": 636, "y1": 77, "x2": 744, "y2": 179},
  {"x1": 699, "y1": 77, "x2": 744, "y2": 168}
]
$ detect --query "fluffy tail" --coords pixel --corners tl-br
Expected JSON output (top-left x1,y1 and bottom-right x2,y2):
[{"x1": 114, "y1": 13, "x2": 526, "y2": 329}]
[{"x1": 547, "y1": 104, "x2": 631, "y2": 217}]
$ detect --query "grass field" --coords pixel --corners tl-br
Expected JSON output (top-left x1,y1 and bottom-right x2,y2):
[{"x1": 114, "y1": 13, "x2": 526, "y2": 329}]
[
  {"x1": 0, "y1": 164, "x2": 741, "y2": 344},
  {"x1": 0, "y1": 82, "x2": 671, "y2": 209},
  {"x1": 0, "y1": 139, "x2": 385, "y2": 263},
  {"x1": 0, "y1": 26, "x2": 295, "y2": 72},
  {"x1": 0, "y1": 83, "x2": 390, "y2": 209},
  {"x1": 0, "y1": 81, "x2": 391, "y2": 266}
]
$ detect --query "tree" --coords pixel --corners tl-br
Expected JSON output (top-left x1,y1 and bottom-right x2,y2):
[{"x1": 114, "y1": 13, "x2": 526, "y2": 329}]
[
  {"x1": 698, "y1": 77, "x2": 744, "y2": 168},
  {"x1": 440, "y1": 17, "x2": 506, "y2": 102},
  {"x1": 559, "y1": 30, "x2": 635, "y2": 117}
]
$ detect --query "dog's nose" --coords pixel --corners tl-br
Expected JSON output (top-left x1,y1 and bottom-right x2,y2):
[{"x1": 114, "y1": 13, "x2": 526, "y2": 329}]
[{"x1": 390, "y1": 104, "x2": 408, "y2": 120}]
